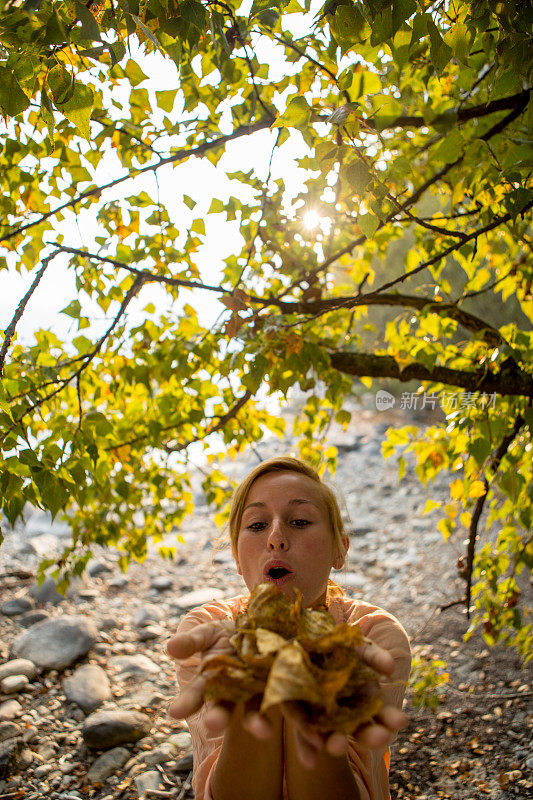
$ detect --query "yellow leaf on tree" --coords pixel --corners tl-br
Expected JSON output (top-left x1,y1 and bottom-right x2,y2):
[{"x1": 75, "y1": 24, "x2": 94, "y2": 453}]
[
  {"x1": 469, "y1": 480, "x2": 486, "y2": 499},
  {"x1": 450, "y1": 478, "x2": 464, "y2": 500}
]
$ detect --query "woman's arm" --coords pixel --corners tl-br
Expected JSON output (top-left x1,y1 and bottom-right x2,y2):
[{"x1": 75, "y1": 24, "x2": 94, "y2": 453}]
[
  {"x1": 168, "y1": 621, "x2": 284, "y2": 800},
  {"x1": 210, "y1": 704, "x2": 284, "y2": 800}
]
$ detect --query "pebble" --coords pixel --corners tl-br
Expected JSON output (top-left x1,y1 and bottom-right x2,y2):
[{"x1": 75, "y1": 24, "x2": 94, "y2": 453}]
[
  {"x1": 63, "y1": 664, "x2": 111, "y2": 713},
  {"x1": 11, "y1": 616, "x2": 98, "y2": 670},
  {"x1": 168, "y1": 731, "x2": 192, "y2": 750},
  {"x1": 0, "y1": 700, "x2": 22, "y2": 720},
  {"x1": 172, "y1": 586, "x2": 226, "y2": 609},
  {"x1": 175, "y1": 752, "x2": 194, "y2": 773},
  {"x1": 137, "y1": 625, "x2": 163, "y2": 641},
  {"x1": 109, "y1": 654, "x2": 159, "y2": 677},
  {"x1": 0, "y1": 597, "x2": 33, "y2": 616},
  {"x1": 87, "y1": 560, "x2": 112, "y2": 577},
  {"x1": 87, "y1": 746, "x2": 130, "y2": 782},
  {"x1": 0, "y1": 737, "x2": 23, "y2": 780},
  {"x1": 132, "y1": 604, "x2": 163, "y2": 628},
  {"x1": 18, "y1": 609, "x2": 50, "y2": 628},
  {"x1": 0, "y1": 675, "x2": 30, "y2": 694},
  {"x1": 149, "y1": 576, "x2": 173, "y2": 592},
  {"x1": 134, "y1": 769, "x2": 162, "y2": 797},
  {"x1": 0, "y1": 659, "x2": 38, "y2": 682},
  {"x1": 82, "y1": 710, "x2": 152, "y2": 748}
]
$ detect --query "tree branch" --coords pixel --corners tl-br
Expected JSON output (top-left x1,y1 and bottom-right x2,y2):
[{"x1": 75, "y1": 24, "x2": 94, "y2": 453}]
[
  {"x1": 328, "y1": 351, "x2": 533, "y2": 397},
  {"x1": 0, "y1": 119, "x2": 273, "y2": 246},
  {"x1": 363, "y1": 89, "x2": 530, "y2": 131},
  {"x1": 463, "y1": 407, "x2": 529, "y2": 616},
  {"x1": 0, "y1": 252, "x2": 56, "y2": 376},
  {"x1": 271, "y1": 291, "x2": 504, "y2": 346},
  {"x1": 163, "y1": 389, "x2": 253, "y2": 453},
  {"x1": 1, "y1": 274, "x2": 146, "y2": 442}
]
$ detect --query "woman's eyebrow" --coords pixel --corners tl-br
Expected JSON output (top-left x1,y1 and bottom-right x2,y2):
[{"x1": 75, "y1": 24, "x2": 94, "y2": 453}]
[{"x1": 243, "y1": 498, "x2": 318, "y2": 512}]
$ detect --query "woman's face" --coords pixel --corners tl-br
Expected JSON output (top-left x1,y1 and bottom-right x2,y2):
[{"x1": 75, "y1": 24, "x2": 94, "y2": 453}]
[{"x1": 235, "y1": 471, "x2": 347, "y2": 607}]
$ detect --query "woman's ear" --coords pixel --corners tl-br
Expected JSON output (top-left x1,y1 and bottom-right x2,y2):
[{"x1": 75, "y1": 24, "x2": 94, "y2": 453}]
[{"x1": 333, "y1": 535, "x2": 349, "y2": 570}]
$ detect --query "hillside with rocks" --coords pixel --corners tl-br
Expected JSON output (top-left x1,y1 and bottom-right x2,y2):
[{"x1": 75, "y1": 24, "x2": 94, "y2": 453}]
[{"x1": 1, "y1": 396, "x2": 531, "y2": 799}]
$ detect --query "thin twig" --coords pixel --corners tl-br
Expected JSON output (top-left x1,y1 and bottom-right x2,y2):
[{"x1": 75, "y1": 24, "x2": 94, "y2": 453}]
[{"x1": 0, "y1": 252, "x2": 56, "y2": 375}]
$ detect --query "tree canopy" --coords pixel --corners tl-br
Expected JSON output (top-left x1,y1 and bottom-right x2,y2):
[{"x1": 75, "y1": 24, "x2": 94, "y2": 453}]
[{"x1": 0, "y1": 0, "x2": 532, "y2": 659}]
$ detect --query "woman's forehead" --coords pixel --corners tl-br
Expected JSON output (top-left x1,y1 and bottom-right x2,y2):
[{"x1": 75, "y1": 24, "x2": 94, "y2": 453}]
[{"x1": 245, "y1": 471, "x2": 323, "y2": 503}]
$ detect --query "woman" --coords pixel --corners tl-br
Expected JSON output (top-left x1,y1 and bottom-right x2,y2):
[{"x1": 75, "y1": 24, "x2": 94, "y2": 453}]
[{"x1": 167, "y1": 456, "x2": 411, "y2": 800}]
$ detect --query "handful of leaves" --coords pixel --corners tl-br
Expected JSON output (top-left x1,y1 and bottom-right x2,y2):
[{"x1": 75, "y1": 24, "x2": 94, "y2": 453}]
[{"x1": 202, "y1": 583, "x2": 383, "y2": 734}]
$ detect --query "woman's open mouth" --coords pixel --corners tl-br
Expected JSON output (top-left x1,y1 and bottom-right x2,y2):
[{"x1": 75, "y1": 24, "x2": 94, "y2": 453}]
[{"x1": 264, "y1": 562, "x2": 294, "y2": 585}]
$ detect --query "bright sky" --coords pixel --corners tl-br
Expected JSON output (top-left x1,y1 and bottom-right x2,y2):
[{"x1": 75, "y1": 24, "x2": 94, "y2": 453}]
[{"x1": 1, "y1": 2, "x2": 325, "y2": 345}]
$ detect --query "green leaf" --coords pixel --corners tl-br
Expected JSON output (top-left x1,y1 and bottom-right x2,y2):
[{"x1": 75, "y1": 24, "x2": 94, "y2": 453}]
[
  {"x1": 156, "y1": 89, "x2": 177, "y2": 113},
  {"x1": 61, "y1": 82, "x2": 94, "y2": 141},
  {"x1": 183, "y1": 195, "x2": 196, "y2": 210},
  {"x1": 358, "y1": 213, "x2": 379, "y2": 238},
  {"x1": 0, "y1": 67, "x2": 29, "y2": 117},
  {"x1": 125, "y1": 60, "x2": 149, "y2": 87},
  {"x1": 47, "y1": 64, "x2": 75, "y2": 105},
  {"x1": 208, "y1": 198, "x2": 226, "y2": 213},
  {"x1": 180, "y1": 0, "x2": 207, "y2": 30},
  {"x1": 433, "y1": 130, "x2": 463, "y2": 164},
  {"x1": 75, "y1": 1, "x2": 101, "y2": 41},
  {"x1": 391, "y1": 0, "x2": 416, "y2": 35},
  {"x1": 273, "y1": 95, "x2": 311, "y2": 130},
  {"x1": 427, "y1": 17, "x2": 453, "y2": 74},
  {"x1": 129, "y1": 14, "x2": 165, "y2": 52},
  {"x1": 346, "y1": 161, "x2": 372, "y2": 194},
  {"x1": 61, "y1": 300, "x2": 82, "y2": 318}
]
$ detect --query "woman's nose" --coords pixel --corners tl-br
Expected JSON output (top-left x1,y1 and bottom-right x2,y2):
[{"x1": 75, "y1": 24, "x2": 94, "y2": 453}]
[{"x1": 267, "y1": 521, "x2": 288, "y2": 550}]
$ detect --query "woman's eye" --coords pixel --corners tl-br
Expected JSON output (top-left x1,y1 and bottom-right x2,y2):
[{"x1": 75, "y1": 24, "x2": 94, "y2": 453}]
[
  {"x1": 291, "y1": 519, "x2": 311, "y2": 527},
  {"x1": 247, "y1": 521, "x2": 267, "y2": 531}
]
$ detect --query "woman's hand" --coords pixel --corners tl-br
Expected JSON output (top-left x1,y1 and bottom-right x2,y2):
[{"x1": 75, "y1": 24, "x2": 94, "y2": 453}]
[
  {"x1": 167, "y1": 622, "x2": 276, "y2": 739},
  {"x1": 281, "y1": 637, "x2": 408, "y2": 769}
]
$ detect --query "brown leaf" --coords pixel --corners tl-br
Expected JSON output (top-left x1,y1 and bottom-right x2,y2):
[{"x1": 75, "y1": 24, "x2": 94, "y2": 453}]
[
  {"x1": 224, "y1": 313, "x2": 245, "y2": 339},
  {"x1": 202, "y1": 583, "x2": 383, "y2": 734}
]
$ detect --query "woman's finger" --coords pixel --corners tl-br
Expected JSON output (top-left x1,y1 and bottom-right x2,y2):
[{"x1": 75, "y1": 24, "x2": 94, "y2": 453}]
[
  {"x1": 167, "y1": 622, "x2": 229, "y2": 660},
  {"x1": 205, "y1": 702, "x2": 233, "y2": 735},
  {"x1": 241, "y1": 710, "x2": 274, "y2": 740},
  {"x1": 353, "y1": 721, "x2": 393, "y2": 750},
  {"x1": 375, "y1": 704, "x2": 408, "y2": 732},
  {"x1": 168, "y1": 674, "x2": 207, "y2": 719},
  {"x1": 280, "y1": 702, "x2": 323, "y2": 751},
  {"x1": 358, "y1": 639, "x2": 395, "y2": 676},
  {"x1": 325, "y1": 731, "x2": 349, "y2": 757}
]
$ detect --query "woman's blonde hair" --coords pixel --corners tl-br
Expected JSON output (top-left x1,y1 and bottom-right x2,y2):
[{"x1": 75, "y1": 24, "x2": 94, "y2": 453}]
[{"x1": 228, "y1": 455, "x2": 348, "y2": 600}]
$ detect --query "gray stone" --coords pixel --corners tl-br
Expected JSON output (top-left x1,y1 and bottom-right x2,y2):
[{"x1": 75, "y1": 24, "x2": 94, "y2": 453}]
[
  {"x1": 82, "y1": 710, "x2": 151, "y2": 749},
  {"x1": 87, "y1": 560, "x2": 112, "y2": 577},
  {"x1": 132, "y1": 605, "x2": 163, "y2": 628},
  {"x1": 87, "y1": 746, "x2": 130, "y2": 782},
  {"x1": 63, "y1": 664, "x2": 111, "y2": 713},
  {"x1": 0, "y1": 737, "x2": 23, "y2": 780},
  {"x1": 137, "y1": 625, "x2": 162, "y2": 642},
  {"x1": 11, "y1": 616, "x2": 98, "y2": 671},
  {"x1": 1, "y1": 597, "x2": 33, "y2": 617},
  {"x1": 0, "y1": 722, "x2": 21, "y2": 743},
  {"x1": 168, "y1": 731, "x2": 192, "y2": 751},
  {"x1": 19, "y1": 610, "x2": 50, "y2": 628},
  {"x1": 0, "y1": 675, "x2": 29, "y2": 694},
  {"x1": 172, "y1": 587, "x2": 225, "y2": 610},
  {"x1": 149, "y1": 575, "x2": 173, "y2": 592},
  {"x1": 175, "y1": 752, "x2": 194, "y2": 773},
  {"x1": 134, "y1": 769, "x2": 162, "y2": 797},
  {"x1": 108, "y1": 576, "x2": 128, "y2": 590},
  {"x1": 118, "y1": 687, "x2": 164, "y2": 710},
  {"x1": 109, "y1": 655, "x2": 159, "y2": 678},
  {"x1": 99, "y1": 616, "x2": 117, "y2": 631},
  {"x1": 0, "y1": 701, "x2": 21, "y2": 720},
  {"x1": 28, "y1": 533, "x2": 60, "y2": 557},
  {"x1": 29, "y1": 577, "x2": 73, "y2": 606},
  {"x1": 133, "y1": 742, "x2": 177, "y2": 767},
  {"x1": 0, "y1": 659, "x2": 38, "y2": 682}
]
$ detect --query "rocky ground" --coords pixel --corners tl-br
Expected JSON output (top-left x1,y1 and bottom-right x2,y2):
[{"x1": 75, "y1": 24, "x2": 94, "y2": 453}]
[{"x1": 0, "y1": 395, "x2": 531, "y2": 799}]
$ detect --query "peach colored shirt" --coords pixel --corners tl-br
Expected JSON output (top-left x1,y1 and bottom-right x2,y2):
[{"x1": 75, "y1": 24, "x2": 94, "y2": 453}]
[{"x1": 175, "y1": 594, "x2": 411, "y2": 800}]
